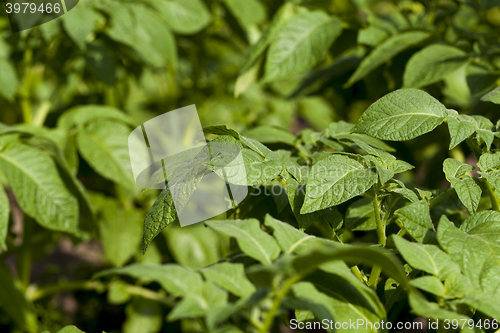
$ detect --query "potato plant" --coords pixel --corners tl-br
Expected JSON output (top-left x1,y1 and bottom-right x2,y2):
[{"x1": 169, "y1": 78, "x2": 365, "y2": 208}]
[{"x1": 0, "y1": 0, "x2": 500, "y2": 332}]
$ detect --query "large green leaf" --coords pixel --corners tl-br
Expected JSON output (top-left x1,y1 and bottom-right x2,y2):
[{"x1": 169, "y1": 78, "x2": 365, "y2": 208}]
[
  {"x1": 224, "y1": 0, "x2": 266, "y2": 28},
  {"x1": 264, "y1": 214, "x2": 315, "y2": 253},
  {"x1": 438, "y1": 214, "x2": 500, "y2": 298},
  {"x1": 393, "y1": 236, "x2": 461, "y2": 279},
  {"x1": 264, "y1": 11, "x2": 343, "y2": 82},
  {"x1": 123, "y1": 297, "x2": 163, "y2": 333},
  {"x1": 0, "y1": 187, "x2": 8, "y2": 250},
  {"x1": 394, "y1": 200, "x2": 435, "y2": 243},
  {"x1": 164, "y1": 224, "x2": 223, "y2": 269},
  {"x1": 205, "y1": 219, "x2": 281, "y2": 265},
  {"x1": 292, "y1": 281, "x2": 381, "y2": 333},
  {"x1": 354, "y1": 88, "x2": 447, "y2": 141},
  {"x1": 95, "y1": 263, "x2": 204, "y2": 297},
  {"x1": 77, "y1": 120, "x2": 136, "y2": 190},
  {"x1": 403, "y1": 44, "x2": 468, "y2": 88},
  {"x1": 150, "y1": 0, "x2": 211, "y2": 35},
  {"x1": 301, "y1": 154, "x2": 377, "y2": 214},
  {"x1": 58, "y1": 105, "x2": 134, "y2": 130},
  {"x1": 0, "y1": 144, "x2": 80, "y2": 234},
  {"x1": 0, "y1": 264, "x2": 38, "y2": 333},
  {"x1": 345, "y1": 31, "x2": 431, "y2": 87},
  {"x1": 62, "y1": 6, "x2": 100, "y2": 49}
]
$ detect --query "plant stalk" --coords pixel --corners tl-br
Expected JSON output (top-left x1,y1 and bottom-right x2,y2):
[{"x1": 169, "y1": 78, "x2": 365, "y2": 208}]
[{"x1": 485, "y1": 182, "x2": 500, "y2": 212}]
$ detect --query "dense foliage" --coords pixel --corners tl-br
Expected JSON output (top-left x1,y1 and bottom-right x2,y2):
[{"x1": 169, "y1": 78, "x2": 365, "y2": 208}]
[{"x1": 1, "y1": 0, "x2": 500, "y2": 332}]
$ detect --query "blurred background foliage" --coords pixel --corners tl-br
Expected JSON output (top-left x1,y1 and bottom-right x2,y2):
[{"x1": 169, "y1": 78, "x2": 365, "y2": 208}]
[{"x1": 0, "y1": 0, "x2": 499, "y2": 332}]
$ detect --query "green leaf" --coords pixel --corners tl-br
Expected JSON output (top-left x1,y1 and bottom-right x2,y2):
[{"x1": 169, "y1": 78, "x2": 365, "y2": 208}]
[
  {"x1": 477, "y1": 151, "x2": 500, "y2": 173},
  {"x1": 0, "y1": 144, "x2": 80, "y2": 234},
  {"x1": 104, "y1": 3, "x2": 177, "y2": 68},
  {"x1": 0, "y1": 187, "x2": 8, "y2": 250},
  {"x1": 345, "y1": 31, "x2": 431, "y2": 87},
  {"x1": 94, "y1": 196, "x2": 142, "y2": 267},
  {"x1": 224, "y1": 0, "x2": 266, "y2": 27},
  {"x1": 409, "y1": 276, "x2": 446, "y2": 297},
  {"x1": 480, "y1": 86, "x2": 500, "y2": 104},
  {"x1": 408, "y1": 293, "x2": 469, "y2": 321},
  {"x1": 239, "y1": 2, "x2": 298, "y2": 73},
  {"x1": 392, "y1": 236, "x2": 461, "y2": 279},
  {"x1": 62, "y1": 7, "x2": 100, "y2": 49},
  {"x1": 164, "y1": 224, "x2": 223, "y2": 270},
  {"x1": 438, "y1": 214, "x2": 500, "y2": 298},
  {"x1": 301, "y1": 154, "x2": 377, "y2": 214},
  {"x1": 201, "y1": 262, "x2": 256, "y2": 298},
  {"x1": 123, "y1": 297, "x2": 162, "y2": 333},
  {"x1": 354, "y1": 88, "x2": 447, "y2": 141},
  {"x1": 0, "y1": 263, "x2": 38, "y2": 333},
  {"x1": 446, "y1": 112, "x2": 478, "y2": 150},
  {"x1": 0, "y1": 59, "x2": 19, "y2": 102},
  {"x1": 264, "y1": 214, "x2": 315, "y2": 253},
  {"x1": 205, "y1": 219, "x2": 281, "y2": 265},
  {"x1": 442, "y1": 158, "x2": 482, "y2": 213},
  {"x1": 243, "y1": 126, "x2": 295, "y2": 145},
  {"x1": 57, "y1": 326, "x2": 85, "y2": 333},
  {"x1": 58, "y1": 105, "x2": 134, "y2": 130},
  {"x1": 403, "y1": 44, "x2": 468, "y2": 88},
  {"x1": 394, "y1": 200, "x2": 436, "y2": 243},
  {"x1": 345, "y1": 198, "x2": 377, "y2": 231},
  {"x1": 264, "y1": 11, "x2": 343, "y2": 82},
  {"x1": 77, "y1": 120, "x2": 136, "y2": 190},
  {"x1": 150, "y1": 0, "x2": 211, "y2": 35},
  {"x1": 292, "y1": 281, "x2": 381, "y2": 332},
  {"x1": 95, "y1": 263, "x2": 204, "y2": 297},
  {"x1": 297, "y1": 96, "x2": 336, "y2": 131}
]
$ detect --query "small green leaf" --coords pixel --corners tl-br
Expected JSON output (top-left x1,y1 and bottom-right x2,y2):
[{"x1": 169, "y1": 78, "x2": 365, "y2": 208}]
[
  {"x1": 442, "y1": 158, "x2": 481, "y2": 213},
  {"x1": 477, "y1": 151, "x2": 500, "y2": 172},
  {"x1": 150, "y1": 0, "x2": 211, "y2": 35},
  {"x1": 354, "y1": 88, "x2": 447, "y2": 141},
  {"x1": 446, "y1": 112, "x2": 477, "y2": 150},
  {"x1": 264, "y1": 11, "x2": 343, "y2": 82},
  {"x1": 395, "y1": 200, "x2": 435, "y2": 243},
  {"x1": 301, "y1": 154, "x2": 377, "y2": 214},
  {"x1": 0, "y1": 187, "x2": 8, "y2": 250},
  {"x1": 409, "y1": 276, "x2": 446, "y2": 297},
  {"x1": 201, "y1": 262, "x2": 256, "y2": 298},
  {"x1": 345, "y1": 31, "x2": 431, "y2": 87},
  {"x1": 205, "y1": 219, "x2": 281, "y2": 265},
  {"x1": 243, "y1": 126, "x2": 295, "y2": 145},
  {"x1": 403, "y1": 44, "x2": 468, "y2": 88},
  {"x1": 57, "y1": 326, "x2": 85, "y2": 333}
]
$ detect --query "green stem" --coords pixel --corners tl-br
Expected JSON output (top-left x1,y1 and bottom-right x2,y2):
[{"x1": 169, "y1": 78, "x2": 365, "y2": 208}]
[
  {"x1": 17, "y1": 216, "x2": 34, "y2": 290},
  {"x1": 351, "y1": 266, "x2": 366, "y2": 284},
  {"x1": 259, "y1": 274, "x2": 303, "y2": 333},
  {"x1": 21, "y1": 48, "x2": 33, "y2": 124},
  {"x1": 429, "y1": 188, "x2": 456, "y2": 208},
  {"x1": 369, "y1": 265, "x2": 382, "y2": 291},
  {"x1": 485, "y1": 181, "x2": 500, "y2": 212},
  {"x1": 372, "y1": 193, "x2": 386, "y2": 247}
]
